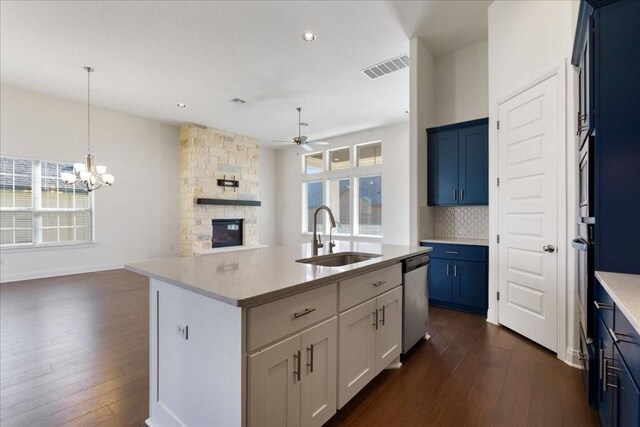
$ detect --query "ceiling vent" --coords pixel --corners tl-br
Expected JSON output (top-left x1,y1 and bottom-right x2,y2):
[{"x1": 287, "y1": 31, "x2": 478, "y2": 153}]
[{"x1": 361, "y1": 54, "x2": 410, "y2": 80}]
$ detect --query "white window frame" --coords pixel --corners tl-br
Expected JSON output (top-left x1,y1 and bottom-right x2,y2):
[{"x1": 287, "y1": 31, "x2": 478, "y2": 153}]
[
  {"x1": 301, "y1": 141, "x2": 382, "y2": 239},
  {"x1": 0, "y1": 156, "x2": 96, "y2": 250}
]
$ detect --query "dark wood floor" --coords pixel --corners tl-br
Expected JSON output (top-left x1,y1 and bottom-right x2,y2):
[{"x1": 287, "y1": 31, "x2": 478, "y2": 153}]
[{"x1": 1, "y1": 269, "x2": 599, "y2": 426}]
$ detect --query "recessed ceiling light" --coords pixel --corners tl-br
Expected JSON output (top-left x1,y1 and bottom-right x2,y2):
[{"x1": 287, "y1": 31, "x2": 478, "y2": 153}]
[
  {"x1": 302, "y1": 32, "x2": 316, "y2": 42},
  {"x1": 177, "y1": 103, "x2": 187, "y2": 108}
]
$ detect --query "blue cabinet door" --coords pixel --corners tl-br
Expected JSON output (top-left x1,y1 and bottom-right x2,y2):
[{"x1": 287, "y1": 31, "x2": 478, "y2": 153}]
[
  {"x1": 428, "y1": 258, "x2": 452, "y2": 303},
  {"x1": 458, "y1": 124, "x2": 489, "y2": 205},
  {"x1": 451, "y1": 260, "x2": 487, "y2": 310},
  {"x1": 428, "y1": 129, "x2": 459, "y2": 206},
  {"x1": 614, "y1": 346, "x2": 640, "y2": 427},
  {"x1": 597, "y1": 316, "x2": 614, "y2": 427}
]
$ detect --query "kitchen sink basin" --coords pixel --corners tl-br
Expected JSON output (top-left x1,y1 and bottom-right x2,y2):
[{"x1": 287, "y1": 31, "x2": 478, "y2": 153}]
[{"x1": 296, "y1": 252, "x2": 381, "y2": 267}]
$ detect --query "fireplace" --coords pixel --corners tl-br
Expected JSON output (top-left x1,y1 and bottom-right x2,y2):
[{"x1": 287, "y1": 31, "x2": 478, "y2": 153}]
[{"x1": 212, "y1": 219, "x2": 244, "y2": 248}]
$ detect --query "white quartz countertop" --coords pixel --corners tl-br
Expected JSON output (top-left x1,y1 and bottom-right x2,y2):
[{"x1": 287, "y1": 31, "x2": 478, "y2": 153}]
[
  {"x1": 596, "y1": 271, "x2": 640, "y2": 334},
  {"x1": 420, "y1": 237, "x2": 489, "y2": 246},
  {"x1": 126, "y1": 242, "x2": 430, "y2": 308}
]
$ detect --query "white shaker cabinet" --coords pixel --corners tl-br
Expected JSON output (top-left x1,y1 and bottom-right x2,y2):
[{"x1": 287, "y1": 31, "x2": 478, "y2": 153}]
[
  {"x1": 248, "y1": 317, "x2": 337, "y2": 427},
  {"x1": 338, "y1": 286, "x2": 403, "y2": 408}
]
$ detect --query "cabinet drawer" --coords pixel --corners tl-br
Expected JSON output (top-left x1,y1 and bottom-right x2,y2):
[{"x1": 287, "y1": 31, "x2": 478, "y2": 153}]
[
  {"x1": 614, "y1": 306, "x2": 640, "y2": 386},
  {"x1": 595, "y1": 279, "x2": 615, "y2": 329},
  {"x1": 339, "y1": 264, "x2": 402, "y2": 312},
  {"x1": 247, "y1": 284, "x2": 337, "y2": 352},
  {"x1": 422, "y1": 243, "x2": 487, "y2": 262}
]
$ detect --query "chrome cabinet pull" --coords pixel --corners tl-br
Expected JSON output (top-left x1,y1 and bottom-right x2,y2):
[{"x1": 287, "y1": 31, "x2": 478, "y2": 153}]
[
  {"x1": 373, "y1": 280, "x2": 386, "y2": 287},
  {"x1": 460, "y1": 189, "x2": 464, "y2": 200},
  {"x1": 293, "y1": 307, "x2": 316, "y2": 319},
  {"x1": 379, "y1": 306, "x2": 386, "y2": 327},
  {"x1": 445, "y1": 251, "x2": 459, "y2": 254},
  {"x1": 446, "y1": 264, "x2": 450, "y2": 276},
  {"x1": 306, "y1": 344, "x2": 314, "y2": 374},
  {"x1": 372, "y1": 310, "x2": 378, "y2": 330},
  {"x1": 453, "y1": 265, "x2": 457, "y2": 277},
  {"x1": 454, "y1": 189, "x2": 457, "y2": 200},
  {"x1": 293, "y1": 350, "x2": 301, "y2": 381},
  {"x1": 609, "y1": 328, "x2": 634, "y2": 344},
  {"x1": 594, "y1": 301, "x2": 613, "y2": 310}
]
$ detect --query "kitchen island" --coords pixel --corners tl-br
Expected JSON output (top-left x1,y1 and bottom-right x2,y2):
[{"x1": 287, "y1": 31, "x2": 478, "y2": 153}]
[{"x1": 127, "y1": 242, "x2": 430, "y2": 427}]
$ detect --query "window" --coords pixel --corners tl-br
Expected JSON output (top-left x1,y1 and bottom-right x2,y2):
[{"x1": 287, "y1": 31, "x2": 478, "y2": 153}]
[
  {"x1": 0, "y1": 156, "x2": 94, "y2": 248},
  {"x1": 356, "y1": 141, "x2": 382, "y2": 167},
  {"x1": 303, "y1": 181, "x2": 324, "y2": 233},
  {"x1": 328, "y1": 147, "x2": 350, "y2": 171},
  {"x1": 304, "y1": 152, "x2": 323, "y2": 174},
  {"x1": 302, "y1": 141, "x2": 382, "y2": 238},
  {"x1": 327, "y1": 178, "x2": 351, "y2": 234},
  {"x1": 357, "y1": 176, "x2": 382, "y2": 236}
]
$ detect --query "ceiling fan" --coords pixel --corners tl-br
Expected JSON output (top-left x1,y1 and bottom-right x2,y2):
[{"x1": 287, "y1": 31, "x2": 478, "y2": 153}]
[{"x1": 274, "y1": 107, "x2": 330, "y2": 151}]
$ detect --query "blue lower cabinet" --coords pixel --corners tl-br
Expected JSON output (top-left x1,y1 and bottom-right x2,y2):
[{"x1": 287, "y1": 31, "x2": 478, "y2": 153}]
[
  {"x1": 423, "y1": 242, "x2": 488, "y2": 315},
  {"x1": 429, "y1": 258, "x2": 453, "y2": 303},
  {"x1": 452, "y1": 260, "x2": 488, "y2": 311},
  {"x1": 614, "y1": 346, "x2": 640, "y2": 427},
  {"x1": 598, "y1": 315, "x2": 615, "y2": 427}
]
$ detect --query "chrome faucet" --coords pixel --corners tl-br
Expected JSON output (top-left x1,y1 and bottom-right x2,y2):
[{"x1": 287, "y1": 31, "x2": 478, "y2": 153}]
[{"x1": 312, "y1": 205, "x2": 337, "y2": 256}]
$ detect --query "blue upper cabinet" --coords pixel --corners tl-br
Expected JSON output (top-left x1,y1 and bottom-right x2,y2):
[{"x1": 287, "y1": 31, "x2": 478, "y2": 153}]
[
  {"x1": 427, "y1": 129, "x2": 459, "y2": 205},
  {"x1": 427, "y1": 118, "x2": 489, "y2": 206}
]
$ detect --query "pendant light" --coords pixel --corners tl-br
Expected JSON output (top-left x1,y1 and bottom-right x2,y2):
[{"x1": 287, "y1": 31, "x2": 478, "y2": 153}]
[{"x1": 61, "y1": 66, "x2": 114, "y2": 191}]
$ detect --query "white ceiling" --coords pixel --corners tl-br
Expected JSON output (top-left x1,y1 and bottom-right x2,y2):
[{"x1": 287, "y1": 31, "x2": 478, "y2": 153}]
[{"x1": 1, "y1": 1, "x2": 490, "y2": 146}]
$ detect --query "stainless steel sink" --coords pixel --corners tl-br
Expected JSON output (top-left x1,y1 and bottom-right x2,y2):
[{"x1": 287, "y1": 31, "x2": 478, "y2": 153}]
[{"x1": 296, "y1": 252, "x2": 381, "y2": 267}]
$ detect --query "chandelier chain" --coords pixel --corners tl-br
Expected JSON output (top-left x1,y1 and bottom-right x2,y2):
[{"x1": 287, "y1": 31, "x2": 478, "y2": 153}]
[{"x1": 87, "y1": 67, "x2": 91, "y2": 154}]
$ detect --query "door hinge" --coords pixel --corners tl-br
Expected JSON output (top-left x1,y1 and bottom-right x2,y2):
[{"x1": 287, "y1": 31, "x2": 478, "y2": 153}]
[
  {"x1": 497, "y1": 177, "x2": 500, "y2": 187},
  {"x1": 497, "y1": 292, "x2": 500, "y2": 301},
  {"x1": 497, "y1": 235, "x2": 500, "y2": 244},
  {"x1": 497, "y1": 120, "x2": 500, "y2": 130}
]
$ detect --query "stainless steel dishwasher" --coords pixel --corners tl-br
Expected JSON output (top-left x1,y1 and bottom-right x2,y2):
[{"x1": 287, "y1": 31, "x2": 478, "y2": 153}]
[{"x1": 402, "y1": 253, "x2": 430, "y2": 353}]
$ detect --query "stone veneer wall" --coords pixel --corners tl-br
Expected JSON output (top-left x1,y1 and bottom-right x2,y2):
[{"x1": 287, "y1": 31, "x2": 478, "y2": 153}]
[
  {"x1": 180, "y1": 123, "x2": 260, "y2": 256},
  {"x1": 433, "y1": 206, "x2": 489, "y2": 239}
]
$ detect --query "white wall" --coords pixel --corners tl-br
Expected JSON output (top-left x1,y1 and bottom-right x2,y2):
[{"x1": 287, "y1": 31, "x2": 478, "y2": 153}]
[
  {"x1": 258, "y1": 146, "x2": 276, "y2": 246},
  {"x1": 434, "y1": 40, "x2": 488, "y2": 126},
  {"x1": 274, "y1": 121, "x2": 411, "y2": 246},
  {"x1": 487, "y1": 0, "x2": 579, "y2": 364},
  {"x1": 410, "y1": 37, "x2": 436, "y2": 243},
  {"x1": 0, "y1": 85, "x2": 180, "y2": 282}
]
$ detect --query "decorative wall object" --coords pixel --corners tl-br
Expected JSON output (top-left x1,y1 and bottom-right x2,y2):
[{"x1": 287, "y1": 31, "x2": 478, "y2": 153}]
[{"x1": 434, "y1": 206, "x2": 488, "y2": 239}]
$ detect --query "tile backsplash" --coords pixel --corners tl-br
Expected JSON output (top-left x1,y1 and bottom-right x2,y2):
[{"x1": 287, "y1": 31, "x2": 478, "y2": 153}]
[{"x1": 434, "y1": 206, "x2": 489, "y2": 239}]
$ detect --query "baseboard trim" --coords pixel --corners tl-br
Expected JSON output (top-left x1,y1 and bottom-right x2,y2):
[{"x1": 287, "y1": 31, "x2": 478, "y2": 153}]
[
  {"x1": 565, "y1": 346, "x2": 583, "y2": 369},
  {"x1": 0, "y1": 263, "x2": 124, "y2": 283}
]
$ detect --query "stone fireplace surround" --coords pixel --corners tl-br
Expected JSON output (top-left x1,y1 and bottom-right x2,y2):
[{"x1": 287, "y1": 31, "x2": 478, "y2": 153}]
[{"x1": 180, "y1": 123, "x2": 260, "y2": 256}]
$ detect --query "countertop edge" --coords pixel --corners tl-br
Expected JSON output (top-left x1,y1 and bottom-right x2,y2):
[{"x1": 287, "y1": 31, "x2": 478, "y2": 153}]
[
  {"x1": 126, "y1": 247, "x2": 432, "y2": 308},
  {"x1": 595, "y1": 271, "x2": 640, "y2": 335},
  {"x1": 420, "y1": 238, "x2": 489, "y2": 247}
]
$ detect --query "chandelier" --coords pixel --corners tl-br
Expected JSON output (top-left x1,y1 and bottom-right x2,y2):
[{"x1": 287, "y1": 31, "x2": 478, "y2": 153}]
[{"x1": 61, "y1": 66, "x2": 114, "y2": 191}]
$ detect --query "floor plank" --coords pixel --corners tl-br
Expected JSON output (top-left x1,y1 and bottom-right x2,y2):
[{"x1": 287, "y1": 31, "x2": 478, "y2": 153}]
[{"x1": 1, "y1": 269, "x2": 599, "y2": 426}]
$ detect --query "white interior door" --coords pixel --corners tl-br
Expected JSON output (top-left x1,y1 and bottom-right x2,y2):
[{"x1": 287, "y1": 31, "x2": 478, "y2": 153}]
[{"x1": 498, "y1": 73, "x2": 560, "y2": 352}]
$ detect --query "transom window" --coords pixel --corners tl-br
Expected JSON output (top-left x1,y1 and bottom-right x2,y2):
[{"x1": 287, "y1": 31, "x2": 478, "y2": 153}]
[
  {"x1": 302, "y1": 141, "x2": 382, "y2": 238},
  {"x1": 0, "y1": 156, "x2": 94, "y2": 248}
]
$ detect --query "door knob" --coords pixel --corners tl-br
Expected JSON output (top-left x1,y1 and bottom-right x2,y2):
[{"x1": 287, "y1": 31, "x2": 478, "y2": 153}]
[{"x1": 543, "y1": 245, "x2": 556, "y2": 253}]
